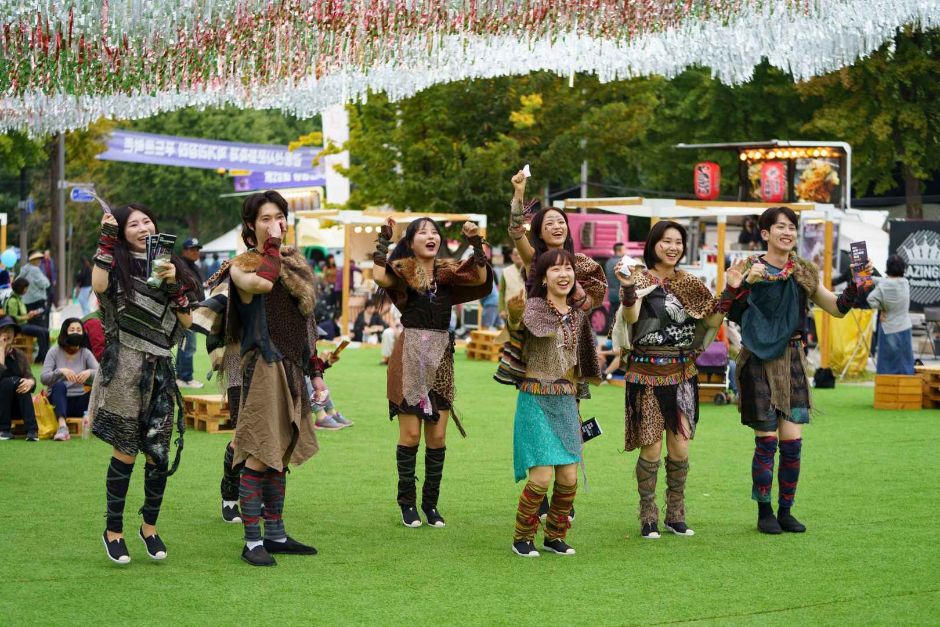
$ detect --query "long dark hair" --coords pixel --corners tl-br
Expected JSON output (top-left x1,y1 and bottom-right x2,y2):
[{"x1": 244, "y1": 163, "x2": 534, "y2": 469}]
[
  {"x1": 387, "y1": 218, "x2": 445, "y2": 264},
  {"x1": 111, "y1": 204, "x2": 194, "y2": 296},
  {"x1": 528, "y1": 248, "x2": 576, "y2": 300},
  {"x1": 57, "y1": 317, "x2": 86, "y2": 349},
  {"x1": 528, "y1": 208, "x2": 575, "y2": 258},
  {"x1": 643, "y1": 220, "x2": 687, "y2": 270},
  {"x1": 241, "y1": 190, "x2": 289, "y2": 249}
]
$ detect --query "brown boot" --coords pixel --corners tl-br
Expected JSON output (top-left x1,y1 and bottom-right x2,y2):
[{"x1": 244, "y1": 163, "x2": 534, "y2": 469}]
[
  {"x1": 636, "y1": 456, "x2": 661, "y2": 539},
  {"x1": 664, "y1": 457, "x2": 694, "y2": 536}
]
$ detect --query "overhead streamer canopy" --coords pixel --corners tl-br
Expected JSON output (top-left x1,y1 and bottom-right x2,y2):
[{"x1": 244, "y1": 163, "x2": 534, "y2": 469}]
[{"x1": 2, "y1": 0, "x2": 938, "y2": 136}]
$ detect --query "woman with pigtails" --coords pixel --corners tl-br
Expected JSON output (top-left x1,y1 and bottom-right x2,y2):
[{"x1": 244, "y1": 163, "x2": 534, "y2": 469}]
[{"x1": 373, "y1": 216, "x2": 493, "y2": 529}]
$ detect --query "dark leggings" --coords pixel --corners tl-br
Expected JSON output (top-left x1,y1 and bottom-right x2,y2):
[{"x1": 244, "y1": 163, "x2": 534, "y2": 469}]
[
  {"x1": 48, "y1": 382, "x2": 90, "y2": 419},
  {"x1": 0, "y1": 377, "x2": 37, "y2": 433}
]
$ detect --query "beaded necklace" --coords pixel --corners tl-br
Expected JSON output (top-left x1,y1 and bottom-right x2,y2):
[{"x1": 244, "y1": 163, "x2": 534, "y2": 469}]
[
  {"x1": 750, "y1": 252, "x2": 797, "y2": 283},
  {"x1": 547, "y1": 298, "x2": 576, "y2": 353}
]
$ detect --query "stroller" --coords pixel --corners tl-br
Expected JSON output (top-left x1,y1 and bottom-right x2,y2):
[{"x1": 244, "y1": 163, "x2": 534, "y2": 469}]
[{"x1": 695, "y1": 326, "x2": 731, "y2": 405}]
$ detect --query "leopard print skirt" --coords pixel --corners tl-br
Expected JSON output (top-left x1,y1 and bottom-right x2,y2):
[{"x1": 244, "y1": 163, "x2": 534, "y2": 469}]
[
  {"x1": 624, "y1": 367, "x2": 699, "y2": 451},
  {"x1": 387, "y1": 329, "x2": 454, "y2": 422}
]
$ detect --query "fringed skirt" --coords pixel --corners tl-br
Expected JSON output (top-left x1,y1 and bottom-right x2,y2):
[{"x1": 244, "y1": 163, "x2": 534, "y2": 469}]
[
  {"x1": 89, "y1": 344, "x2": 182, "y2": 471},
  {"x1": 623, "y1": 349, "x2": 699, "y2": 451},
  {"x1": 513, "y1": 390, "x2": 582, "y2": 482},
  {"x1": 387, "y1": 328, "x2": 454, "y2": 422},
  {"x1": 737, "y1": 341, "x2": 811, "y2": 431}
]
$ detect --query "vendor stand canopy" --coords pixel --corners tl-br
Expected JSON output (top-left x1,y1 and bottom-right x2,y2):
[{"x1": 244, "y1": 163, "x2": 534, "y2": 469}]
[{"x1": 2, "y1": 0, "x2": 939, "y2": 136}]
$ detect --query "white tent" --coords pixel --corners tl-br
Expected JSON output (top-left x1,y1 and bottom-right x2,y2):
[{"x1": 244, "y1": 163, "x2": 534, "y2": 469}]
[{"x1": 199, "y1": 226, "x2": 243, "y2": 256}]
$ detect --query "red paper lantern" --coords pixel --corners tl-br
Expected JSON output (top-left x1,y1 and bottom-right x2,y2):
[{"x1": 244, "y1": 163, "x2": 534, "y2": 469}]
[
  {"x1": 694, "y1": 162, "x2": 721, "y2": 200},
  {"x1": 759, "y1": 161, "x2": 787, "y2": 202}
]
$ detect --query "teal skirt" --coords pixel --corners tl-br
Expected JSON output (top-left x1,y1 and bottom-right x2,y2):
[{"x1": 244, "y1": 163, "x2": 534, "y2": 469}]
[{"x1": 512, "y1": 391, "x2": 581, "y2": 482}]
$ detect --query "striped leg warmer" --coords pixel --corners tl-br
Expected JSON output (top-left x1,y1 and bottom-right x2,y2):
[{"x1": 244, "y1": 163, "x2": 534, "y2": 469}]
[
  {"x1": 513, "y1": 481, "x2": 548, "y2": 542},
  {"x1": 778, "y1": 438, "x2": 802, "y2": 510},
  {"x1": 636, "y1": 457, "x2": 661, "y2": 524},
  {"x1": 752, "y1": 436, "x2": 778, "y2": 503},
  {"x1": 105, "y1": 457, "x2": 134, "y2": 533},
  {"x1": 262, "y1": 469, "x2": 288, "y2": 542},
  {"x1": 544, "y1": 481, "x2": 578, "y2": 541},
  {"x1": 239, "y1": 467, "x2": 265, "y2": 543}
]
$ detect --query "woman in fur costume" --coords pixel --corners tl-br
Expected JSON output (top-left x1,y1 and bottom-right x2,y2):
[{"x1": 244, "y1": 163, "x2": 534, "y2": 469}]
[
  {"x1": 226, "y1": 191, "x2": 326, "y2": 566},
  {"x1": 496, "y1": 170, "x2": 607, "y2": 388},
  {"x1": 612, "y1": 220, "x2": 746, "y2": 539},
  {"x1": 373, "y1": 216, "x2": 492, "y2": 529},
  {"x1": 507, "y1": 248, "x2": 601, "y2": 558},
  {"x1": 90, "y1": 204, "x2": 199, "y2": 564},
  {"x1": 725, "y1": 207, "x2": 866, "y2": 535}
]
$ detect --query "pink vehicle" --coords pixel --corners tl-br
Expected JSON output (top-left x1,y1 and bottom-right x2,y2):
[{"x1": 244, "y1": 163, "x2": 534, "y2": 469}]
[{"x1": 565, "y1": 212, "x2": 643, "y2": 333}]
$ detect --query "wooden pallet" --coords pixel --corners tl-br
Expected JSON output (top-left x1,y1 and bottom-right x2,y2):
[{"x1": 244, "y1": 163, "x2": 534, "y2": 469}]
[
  {"x1": 182, "y1": 394, "x2": 232, "y2": 433},
  {"x1": 9, "y1": 416, "x2": 84, "y2": 437},
  {"x1": 916, "y1": 366, "x2": 940, "y2": 409},
  {"x1": 466, "y1": 329, "x2": 502, "y2": 362},
  {"x1": 873, "y1": 374, "x2": 923, "y2": 410}
]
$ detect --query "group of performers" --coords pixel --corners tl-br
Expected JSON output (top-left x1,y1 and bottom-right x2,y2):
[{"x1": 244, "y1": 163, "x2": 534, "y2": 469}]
[{"x1": 87, "y1": 172, "x2": 867, "y2": 565}]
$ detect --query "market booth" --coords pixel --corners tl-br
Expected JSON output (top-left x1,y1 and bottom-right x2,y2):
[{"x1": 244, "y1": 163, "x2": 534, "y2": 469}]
[{"x1": 294, "y1": 210, "x2": 487, "y2": 334}]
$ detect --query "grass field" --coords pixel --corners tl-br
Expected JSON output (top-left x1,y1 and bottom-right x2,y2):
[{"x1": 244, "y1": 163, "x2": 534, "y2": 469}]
[{"x1": 2, "y1": 341, "x2": 939, "y2": 626}]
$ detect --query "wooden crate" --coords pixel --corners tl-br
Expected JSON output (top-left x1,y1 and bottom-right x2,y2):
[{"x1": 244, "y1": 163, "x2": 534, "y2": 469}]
[
  {"x1": 916, "y1": 366, "x2": 940, "y2": 409},
  {"x1": 8, "y1": 416, "x2": 83, "y2": 437},
  {"x1": 873, "y1": 374, "x2": 923, "y2": 410},
  {"x1": 466, "y1": 329, "x2": 502, "y2": 362},
  {"x1": 12, "y1": 335, "x2": 35, "y2": 364},
  {"x1": 182, "y1": 394, "x2": 232, "y2": 433}
]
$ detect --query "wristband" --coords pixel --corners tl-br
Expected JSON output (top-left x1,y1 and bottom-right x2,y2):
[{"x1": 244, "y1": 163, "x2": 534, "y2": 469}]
[
  {"x1": 256, "y1": 237, "x2": 282, "y2": 284},
  {"x1": 374, "y1": 224, "x2": 393, "y2": 268},
  {"x1": 620, "y1": 284, "x2": 637, "y2": 307},
  {"x1": 94, "y1": 222, "x2": 119, "y2": 270},
  {"x1": 713, "y1": 284, "x2": 742, "y2": 314},
  {"x1": 467, "y1": 235, "x2": 486, "y2": 266}
]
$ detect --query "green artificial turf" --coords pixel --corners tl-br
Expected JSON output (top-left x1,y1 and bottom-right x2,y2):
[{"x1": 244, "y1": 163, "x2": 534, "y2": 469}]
[{"x1": 2, "y1": 340, "x2": 939, "y2": 626}]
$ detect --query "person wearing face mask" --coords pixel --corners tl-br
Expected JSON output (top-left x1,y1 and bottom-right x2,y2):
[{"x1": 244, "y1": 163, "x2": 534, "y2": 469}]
[
  {"x1": 0, "y1": 316, "x2": 38, "y2": 441},
  {"x1": 89, "y1": 204, "x2": 198, "y2": 564},
  {"x1": 505, "y1": 249, "x2": 601, "y2": 557},
  {"x1": 373, "y1": 216, "x2": 493, "y2": 529},
  {"x1": 612, "y1": 221, "x2": 746, "y2": 539},
  {"x1": 41, "y1": 318, "x2": 99, "y2": 441},
  {"x1": 725, "y1": 207, "x2": 867, "y2": 535}
]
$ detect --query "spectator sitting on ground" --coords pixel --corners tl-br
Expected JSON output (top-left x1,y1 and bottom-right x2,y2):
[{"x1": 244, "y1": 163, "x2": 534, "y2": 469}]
[
  {"x1": 41, "y1": 317, "x2": 99, "y2": 441},
  {"x1": 5, "y1": 277, "x2": 51, "y2": 362},
  {"x1": 0, "y1": 316, "x2": 38, "y2": 441},
  {"x1": 353, "y1": 300, "x2": 388, "y2": 343}
]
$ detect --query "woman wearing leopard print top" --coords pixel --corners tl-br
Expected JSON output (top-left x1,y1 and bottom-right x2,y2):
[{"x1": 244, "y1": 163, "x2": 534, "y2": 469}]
[{"x1": 612, "y1": 220, "x2": 745, "y2": 539}]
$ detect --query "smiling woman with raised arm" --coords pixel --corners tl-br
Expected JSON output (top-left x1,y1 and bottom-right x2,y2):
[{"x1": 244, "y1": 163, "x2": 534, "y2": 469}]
[
  {"x1": 724, "y1": 206, "x2": 869, "y2": 535},
  {"x1": 612, "y1": 220, "x2": 746, "y2": 540},
  {"x1": 88, "y1": 204, "x2": 198, "y2": 565},
  {"x1": 373, "y1": 216, "x2": 492, "y2": 529}
]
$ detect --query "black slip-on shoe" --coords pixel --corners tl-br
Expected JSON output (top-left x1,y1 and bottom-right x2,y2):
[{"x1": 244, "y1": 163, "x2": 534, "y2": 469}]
[
  {"x1": 102, "y1": 531, "x2": 131, "y2": 564},
  {"x1": 664, "y1": 520, "x2": 695, "y2": 536},
  {"x1": 221, "y1": 503, "x2": 242, "y2": 524},
  {"x1": 758, "y1": 515, "x2": 783, "y2": 534},
  {"x1": 641, "y1": 522, "x2": 661, "y2": 539},
  {"x1": 263, "y1": 536, "x2": 318, "y2": 555},
  {"x1": 138, "y1": 527, "x2": 167, "y2": 560},
  {"x1": 400, "y1": 505, "x2": 422, "y2": 528},
  {"x1": 777, "y1": 511, "x2": 807, "y2": 533},
  {"x1": 511, "y1": 540, "x2": 539, "y2": 557},
  {"x1": 241, "y1": 544, "x2": 277, "y2": 566},
  {"x1": 543, "y1": 538, "x2": 576, "y2": 555},
  {"x1": 421, "y1": 506, "x2": 446, "y2": 528}
]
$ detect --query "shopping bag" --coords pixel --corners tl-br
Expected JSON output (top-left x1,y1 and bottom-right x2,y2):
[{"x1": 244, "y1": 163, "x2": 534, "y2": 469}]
[{"x1": 33, "y1": 392, "x2": 58, "y2": 440}]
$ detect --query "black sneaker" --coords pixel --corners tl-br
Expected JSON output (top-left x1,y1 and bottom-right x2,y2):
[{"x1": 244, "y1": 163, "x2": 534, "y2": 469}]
[
  {"x1": 543, "y1": 538, "x2": 576, "y2": 555},
  {"x1": 537, "y1": 496, "x2": 549, "y2": 523},
  {"x1": 641, "y1": 522, "x2": 661, "y2": 539},
  {"x1": 102, "y1": 531, "x2": 131, "y2": 564},
  {"x1": 138, "y1": 527, "x2": 167, "y2": 560},
  {"x1": 25, "y1": 431, "x2": 38, "y2": 442},
  {"x1": 777, "y1": 511, "x2": 807, "y2": 533},
  {"x1": 241, "y1": 544, "x2": 277, "y2": 567},
  {"x1": 0, "y1": 431, "x2": 13, "y2": 440},
  {"x1": 422, "y1": 505, "x2": 446, "y2": 528},
  {"x1": 511, "y1": 540, "x2": 540, "y2": 557},
  {"x1": 758, "y1": 515, "x2": 783, "y2": 535},
  {"x1": 263, "y1": 536, "x2": 318, "y2": 555},
  {"x1": 664, "y1": 520, "x2": 695, "y2": 536},
  {"x1": 221, "y1": 503, "x2": 242, "y2": 524},
  {"x1": 401, "y1": 505, "x2": 422, "y2": 528},
  {"x1": 568, "y1": 506, "x2": 576, "y2": 523}
]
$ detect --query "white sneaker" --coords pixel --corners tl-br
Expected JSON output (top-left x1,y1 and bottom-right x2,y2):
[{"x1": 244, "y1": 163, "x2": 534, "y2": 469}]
[{"x1": 183, "y1": 380, "x2": 204, "y2": 389}]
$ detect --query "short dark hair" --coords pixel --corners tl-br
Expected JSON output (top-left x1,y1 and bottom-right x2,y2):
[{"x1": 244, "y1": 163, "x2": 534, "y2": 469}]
[
  {"x1": 886, "y1": 254, "x2": 906, "y2": 277},
  {"x1": 57, "y1": 317, "x2": 85, "y2": 349},
  {"x1": 241, "y1": 190, "x2": 289, "y2": 248},
  {"x1": 613, "y1": 242, "x2": 624, "y2": 252},
  {"x1": 528, "y1": 248, "x2": 577, "y2": 300},
  {"x1": 12, "y1": 278, "x2": 29, "y2": 294},
  {"x1": 643, "y1": 221, "x2": 687, "y2": 269},
  {"x1": 758, "y1": 206, "x2": 799, "y2": 233}
]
